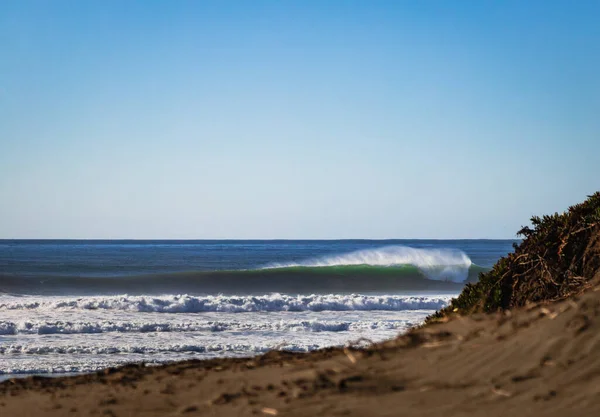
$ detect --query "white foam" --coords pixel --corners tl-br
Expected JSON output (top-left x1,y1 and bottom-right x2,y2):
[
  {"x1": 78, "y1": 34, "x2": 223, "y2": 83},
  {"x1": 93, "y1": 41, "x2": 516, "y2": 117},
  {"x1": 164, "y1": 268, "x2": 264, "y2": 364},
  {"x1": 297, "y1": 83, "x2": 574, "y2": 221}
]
[
  {"x1": 0, "y1": 318, "x2": 414, "y2": 335},
  {"x1": 0, "y1": 341, "x2": 325, "y2": 355},
  {"x1": 0, "y1": 339, "x2": 336, "y2": 376},
  {"x1": 0, "y1": 292, "x2": 451, "y2": 377},
  {"x1": 265, "y1": 245, "x2": 472, "y2": 282},
  {"x1": 0, "y1": 294, "x2": 451, "y2": 313}
]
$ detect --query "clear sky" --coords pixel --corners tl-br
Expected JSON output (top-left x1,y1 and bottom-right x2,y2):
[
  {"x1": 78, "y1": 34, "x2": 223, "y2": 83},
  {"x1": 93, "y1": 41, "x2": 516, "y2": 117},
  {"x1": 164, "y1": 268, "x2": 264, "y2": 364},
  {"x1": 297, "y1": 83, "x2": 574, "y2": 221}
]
[{"x1": 1, "y1": 1, "x2": 598, "y2": 239}]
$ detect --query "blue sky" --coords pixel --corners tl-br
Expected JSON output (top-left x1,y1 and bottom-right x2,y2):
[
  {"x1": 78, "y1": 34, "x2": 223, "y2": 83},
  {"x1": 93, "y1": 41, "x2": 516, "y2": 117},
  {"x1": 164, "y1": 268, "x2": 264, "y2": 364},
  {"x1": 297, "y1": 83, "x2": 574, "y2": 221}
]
[{"x1": 1, "y1": 1, "x2": 598, "y2": 239}]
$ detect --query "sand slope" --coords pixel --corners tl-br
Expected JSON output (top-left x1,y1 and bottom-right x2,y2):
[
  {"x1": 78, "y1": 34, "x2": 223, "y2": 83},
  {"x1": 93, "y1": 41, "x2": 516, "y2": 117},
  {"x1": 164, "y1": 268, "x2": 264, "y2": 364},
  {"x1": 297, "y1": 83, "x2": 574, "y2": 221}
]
[{"x1": 2, "y1": 283, "x2": 600, "y2": 416}]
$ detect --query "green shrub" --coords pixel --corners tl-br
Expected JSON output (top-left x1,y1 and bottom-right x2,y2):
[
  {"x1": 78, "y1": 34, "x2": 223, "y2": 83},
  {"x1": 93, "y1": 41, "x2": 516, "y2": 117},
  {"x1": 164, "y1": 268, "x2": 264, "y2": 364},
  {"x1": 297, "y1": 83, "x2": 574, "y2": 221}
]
[{"x1": 426, "y1": 192, "x2": 600, "y2": 323}]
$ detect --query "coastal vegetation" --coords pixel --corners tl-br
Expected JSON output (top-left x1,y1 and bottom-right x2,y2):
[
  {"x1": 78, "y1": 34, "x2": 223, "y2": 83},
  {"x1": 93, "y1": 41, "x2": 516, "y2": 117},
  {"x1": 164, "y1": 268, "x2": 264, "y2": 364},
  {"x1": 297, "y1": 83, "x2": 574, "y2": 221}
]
[{"x1": 428, "y1": 192, "x2": 600, "y2": 322}]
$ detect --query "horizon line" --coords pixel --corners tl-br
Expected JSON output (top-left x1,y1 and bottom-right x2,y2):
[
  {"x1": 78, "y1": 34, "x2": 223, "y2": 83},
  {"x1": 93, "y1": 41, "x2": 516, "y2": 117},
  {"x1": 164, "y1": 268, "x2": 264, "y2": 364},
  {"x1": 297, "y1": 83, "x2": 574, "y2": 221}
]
[{"x1": 0, "y1": 237, "x2": 520, "y2": 241}]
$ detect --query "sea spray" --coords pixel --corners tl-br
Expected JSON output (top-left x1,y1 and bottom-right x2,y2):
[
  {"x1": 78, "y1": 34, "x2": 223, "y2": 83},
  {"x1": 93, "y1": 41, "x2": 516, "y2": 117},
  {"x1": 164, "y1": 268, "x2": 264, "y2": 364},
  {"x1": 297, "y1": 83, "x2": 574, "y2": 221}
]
[{"x1": 265, "y1": 246, "x2": 472, "y2": 283}]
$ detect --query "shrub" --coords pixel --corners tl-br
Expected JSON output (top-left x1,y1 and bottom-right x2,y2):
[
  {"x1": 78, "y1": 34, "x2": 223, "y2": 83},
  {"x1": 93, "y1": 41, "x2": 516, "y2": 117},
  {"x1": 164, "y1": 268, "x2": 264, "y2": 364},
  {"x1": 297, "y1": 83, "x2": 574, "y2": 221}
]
[{"x1": 427, "y1": 192, "x2": 600, "y2": 323}]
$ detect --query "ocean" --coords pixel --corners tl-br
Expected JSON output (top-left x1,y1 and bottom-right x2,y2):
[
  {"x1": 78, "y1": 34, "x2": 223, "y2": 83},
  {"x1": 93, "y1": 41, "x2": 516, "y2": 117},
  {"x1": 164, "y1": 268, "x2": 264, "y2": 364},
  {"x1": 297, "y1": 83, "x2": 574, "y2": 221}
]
[{"x1": 0, "y1": 239, "x2": 515, "y2": 378}]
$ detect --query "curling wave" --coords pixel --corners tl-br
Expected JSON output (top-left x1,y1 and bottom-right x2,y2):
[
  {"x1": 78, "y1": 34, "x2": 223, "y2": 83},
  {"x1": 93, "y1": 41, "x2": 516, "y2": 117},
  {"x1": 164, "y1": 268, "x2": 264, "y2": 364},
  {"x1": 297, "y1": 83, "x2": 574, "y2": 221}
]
[
  {"x1": 0, "y1": 247, "x2": 482, "y2": 296},
  {"x1": 265, "y1": 246, "x2": 472, "y2": 282}
]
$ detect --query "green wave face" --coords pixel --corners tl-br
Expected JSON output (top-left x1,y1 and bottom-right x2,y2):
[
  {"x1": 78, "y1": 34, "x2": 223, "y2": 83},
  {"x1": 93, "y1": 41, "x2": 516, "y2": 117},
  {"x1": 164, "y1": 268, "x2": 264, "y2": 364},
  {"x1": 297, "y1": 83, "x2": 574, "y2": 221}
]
[
  {"x1": 0, "y1": 244, "x2": 486, "y2": 295},
  {"x1": 254, "y1": 263, "x2": 488, "y2": 282},
  {"x1": 1, "y1": 264, "x2": 489, "y2": 296},
  {"x1": 259, "y1": 264, "x2": 423, "y2": 275}
]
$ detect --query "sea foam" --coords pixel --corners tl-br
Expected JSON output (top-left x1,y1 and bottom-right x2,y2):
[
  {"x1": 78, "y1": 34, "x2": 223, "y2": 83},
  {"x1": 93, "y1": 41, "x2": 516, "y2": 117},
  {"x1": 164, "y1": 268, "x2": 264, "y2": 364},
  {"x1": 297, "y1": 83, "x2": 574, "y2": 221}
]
[
  {"x1": 0, "y1": 294, "x2": 451, "y2": 313},
  {"x1": 0, "y1": 318, "x2": 414, "y2": 335}
]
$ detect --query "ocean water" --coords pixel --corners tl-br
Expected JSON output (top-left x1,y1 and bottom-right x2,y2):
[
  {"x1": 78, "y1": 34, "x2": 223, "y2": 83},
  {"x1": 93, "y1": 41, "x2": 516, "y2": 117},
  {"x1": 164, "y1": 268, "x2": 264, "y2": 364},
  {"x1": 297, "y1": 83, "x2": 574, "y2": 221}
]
[{"x1": 0, "y1": 239, "x2": 515, "y2": 378}]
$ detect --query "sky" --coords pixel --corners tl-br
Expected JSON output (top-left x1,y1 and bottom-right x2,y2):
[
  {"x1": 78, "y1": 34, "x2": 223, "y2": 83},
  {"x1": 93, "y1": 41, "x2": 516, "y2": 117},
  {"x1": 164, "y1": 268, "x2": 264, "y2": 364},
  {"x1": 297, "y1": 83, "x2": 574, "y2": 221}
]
[{"x1": 0, "y1": 1, "x2": 598, "y2": 239}]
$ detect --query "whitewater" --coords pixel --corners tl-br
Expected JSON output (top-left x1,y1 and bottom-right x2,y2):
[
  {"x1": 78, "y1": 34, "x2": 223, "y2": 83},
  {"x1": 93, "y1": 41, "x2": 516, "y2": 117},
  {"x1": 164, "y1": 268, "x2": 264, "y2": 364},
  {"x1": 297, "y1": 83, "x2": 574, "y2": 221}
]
[{"x1": 0, "y1": 240, "x2": 516, "y2": 377}]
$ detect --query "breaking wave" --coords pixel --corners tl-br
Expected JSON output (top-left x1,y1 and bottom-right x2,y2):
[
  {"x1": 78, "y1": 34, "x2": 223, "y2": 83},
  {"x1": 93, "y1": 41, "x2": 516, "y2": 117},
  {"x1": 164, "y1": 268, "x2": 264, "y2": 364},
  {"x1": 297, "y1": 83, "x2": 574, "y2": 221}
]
[
  {"x1": 0, "y1": 318, "x2": 417, "y2": 335},
  {"x1": 265, "y1": 246, "x2": 472, "y2": 282},
  {"x1": 0, "y1": 294, "x2": 451, "y2": 313},
  {"x1": 0, "y1": 246, "x2": 480, "y2": 296}
]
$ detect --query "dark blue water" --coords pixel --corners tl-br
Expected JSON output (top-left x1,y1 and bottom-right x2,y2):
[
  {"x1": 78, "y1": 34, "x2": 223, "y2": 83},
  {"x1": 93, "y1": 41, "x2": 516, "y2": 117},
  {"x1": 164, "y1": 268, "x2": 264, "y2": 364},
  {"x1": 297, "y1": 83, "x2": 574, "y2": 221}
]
[{"x1": 0, "y1": 239, "x2": 515, "y2": 277}]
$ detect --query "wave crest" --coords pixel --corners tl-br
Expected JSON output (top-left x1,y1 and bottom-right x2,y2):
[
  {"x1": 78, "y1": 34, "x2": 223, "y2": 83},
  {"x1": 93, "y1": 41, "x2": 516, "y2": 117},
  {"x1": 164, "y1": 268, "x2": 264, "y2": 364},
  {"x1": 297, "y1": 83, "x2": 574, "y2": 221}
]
[
  {"x1": 266, "y1": 246, "x2": 472, "y2": 283},
  {"x1": 0, "y1": 294, "x2": 451, "y2": 313}
]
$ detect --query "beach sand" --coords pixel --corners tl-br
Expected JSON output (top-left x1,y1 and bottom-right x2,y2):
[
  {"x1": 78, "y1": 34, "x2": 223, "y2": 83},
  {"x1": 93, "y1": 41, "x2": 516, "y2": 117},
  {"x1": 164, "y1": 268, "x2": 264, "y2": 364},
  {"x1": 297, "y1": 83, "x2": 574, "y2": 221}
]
[{"x1": 2, "y1": 282, "x2": 600, "y2": 416}]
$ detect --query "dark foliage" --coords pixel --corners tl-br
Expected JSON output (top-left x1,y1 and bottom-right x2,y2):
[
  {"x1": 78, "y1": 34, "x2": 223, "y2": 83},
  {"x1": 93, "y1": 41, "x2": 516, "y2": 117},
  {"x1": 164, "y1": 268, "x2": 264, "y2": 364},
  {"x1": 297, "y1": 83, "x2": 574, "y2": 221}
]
[{"x1": 427, "y1": 192, "x2": 600, "y2": 323}]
